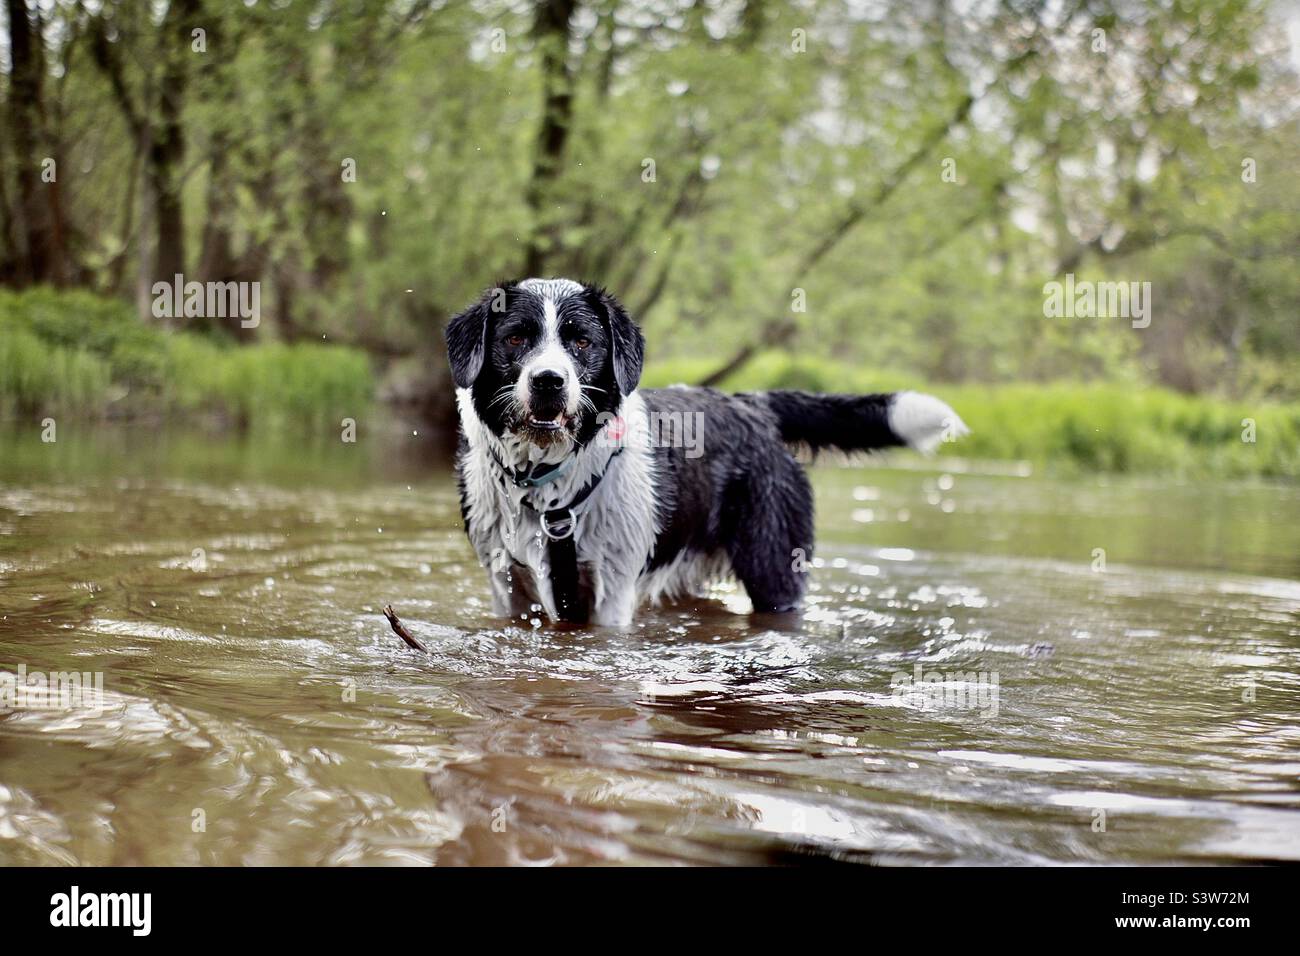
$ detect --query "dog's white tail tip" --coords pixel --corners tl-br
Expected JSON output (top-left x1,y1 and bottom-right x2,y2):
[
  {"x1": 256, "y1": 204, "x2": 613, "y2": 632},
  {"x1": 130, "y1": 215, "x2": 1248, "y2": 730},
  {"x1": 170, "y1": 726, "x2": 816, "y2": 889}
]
[{"x1": 888, "y1": 391, "x2": 969, "y2": 455}]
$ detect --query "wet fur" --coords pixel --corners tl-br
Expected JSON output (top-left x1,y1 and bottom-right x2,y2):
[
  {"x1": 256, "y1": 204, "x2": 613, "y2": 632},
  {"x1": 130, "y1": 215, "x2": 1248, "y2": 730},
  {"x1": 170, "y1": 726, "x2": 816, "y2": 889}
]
[{"x1": 447, "y1": 278, "x2": 967, "y2": 626}]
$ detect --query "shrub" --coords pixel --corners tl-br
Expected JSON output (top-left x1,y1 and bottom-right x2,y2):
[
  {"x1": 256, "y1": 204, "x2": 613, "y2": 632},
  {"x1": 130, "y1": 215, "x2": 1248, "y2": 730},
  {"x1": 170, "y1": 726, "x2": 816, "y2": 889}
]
[{"x1": 0, "y1": 287, "x2": 373, "y2": 427}]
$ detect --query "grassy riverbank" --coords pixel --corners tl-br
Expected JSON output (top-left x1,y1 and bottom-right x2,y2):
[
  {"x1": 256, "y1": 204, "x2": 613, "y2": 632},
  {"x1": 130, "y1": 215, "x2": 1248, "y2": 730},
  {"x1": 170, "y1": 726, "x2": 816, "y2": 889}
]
[
  {"x1": 645, "y1": 354, "x2": 1300, "y2": 479},
  {"x1": 3, "y1": 290, "x2": 1296, "y2": 478},
  {"x1": 0, "y1": 288, "x2": 372, "y2": 427}
]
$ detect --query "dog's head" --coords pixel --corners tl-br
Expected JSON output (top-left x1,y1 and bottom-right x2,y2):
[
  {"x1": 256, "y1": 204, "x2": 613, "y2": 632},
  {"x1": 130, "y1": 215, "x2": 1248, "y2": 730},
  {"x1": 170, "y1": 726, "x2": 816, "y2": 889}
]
[{"x1": 446, "y1": 278, "x2": 644, "y2": 450}]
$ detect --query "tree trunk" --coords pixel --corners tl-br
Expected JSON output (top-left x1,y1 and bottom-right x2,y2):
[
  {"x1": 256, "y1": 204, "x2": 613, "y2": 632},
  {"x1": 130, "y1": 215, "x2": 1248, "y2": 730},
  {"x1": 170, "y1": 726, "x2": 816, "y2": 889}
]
[
  {"x1": 522, "y1": 0, "x2": 578, "y2": 276},
  {"x1": 149, "y1": 0, "x2": 198, "y2": 287},
  {"x1": 5, "y1": 0, "x2": 59, "y2": 285},
  {"x1": 197, "y1": 133, "x2": 264, "y2": 341},
  {"x1": 0, "y1": 126, "x2": 18, "y2": 283}
]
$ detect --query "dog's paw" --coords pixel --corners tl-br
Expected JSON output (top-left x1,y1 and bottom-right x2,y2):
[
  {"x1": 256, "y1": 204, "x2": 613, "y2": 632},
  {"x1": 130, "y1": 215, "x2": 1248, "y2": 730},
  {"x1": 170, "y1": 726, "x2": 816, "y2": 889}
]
[{"x1": 888, "y1": 391, "x2": 969, "y2": 454}]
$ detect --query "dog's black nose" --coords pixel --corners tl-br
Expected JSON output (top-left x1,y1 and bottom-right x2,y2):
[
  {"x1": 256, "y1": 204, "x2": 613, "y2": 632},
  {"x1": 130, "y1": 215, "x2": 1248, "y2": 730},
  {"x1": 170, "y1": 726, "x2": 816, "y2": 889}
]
[{"x1": 530, "y1": 369, "x2": 565, "y2": 393}]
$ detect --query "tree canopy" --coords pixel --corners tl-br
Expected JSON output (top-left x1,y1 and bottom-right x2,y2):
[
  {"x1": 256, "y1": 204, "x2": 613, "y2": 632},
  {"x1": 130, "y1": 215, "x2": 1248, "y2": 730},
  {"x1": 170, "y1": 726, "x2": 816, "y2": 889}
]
[{"x1": 2, "y1": 0, "x2": 1297, "y2": 420}]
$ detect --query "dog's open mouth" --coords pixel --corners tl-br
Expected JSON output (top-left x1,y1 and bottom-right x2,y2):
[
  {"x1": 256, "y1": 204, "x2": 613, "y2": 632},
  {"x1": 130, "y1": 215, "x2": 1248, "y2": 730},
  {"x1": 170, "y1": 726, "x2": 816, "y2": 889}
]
[
  {"x1": 521, "y1": 411, "x2": 574, "y2": 436},
  {"x1": 526, "y1": 413, "x2": 567, "y2": 431}
]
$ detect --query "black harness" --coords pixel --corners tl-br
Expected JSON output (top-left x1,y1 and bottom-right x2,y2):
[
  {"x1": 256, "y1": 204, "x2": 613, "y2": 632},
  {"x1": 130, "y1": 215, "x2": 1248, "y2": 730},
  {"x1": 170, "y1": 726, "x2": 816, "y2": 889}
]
[{"x1": 488, "y1": 445, "x2": 623, "y2": 622}]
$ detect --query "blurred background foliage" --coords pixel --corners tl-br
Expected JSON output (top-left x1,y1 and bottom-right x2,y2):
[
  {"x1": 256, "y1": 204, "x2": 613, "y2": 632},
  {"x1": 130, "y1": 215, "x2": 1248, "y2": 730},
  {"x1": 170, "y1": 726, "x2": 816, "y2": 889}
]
[{"x1": 0, "y1": 0, "x2": 1297, "y2": 473}]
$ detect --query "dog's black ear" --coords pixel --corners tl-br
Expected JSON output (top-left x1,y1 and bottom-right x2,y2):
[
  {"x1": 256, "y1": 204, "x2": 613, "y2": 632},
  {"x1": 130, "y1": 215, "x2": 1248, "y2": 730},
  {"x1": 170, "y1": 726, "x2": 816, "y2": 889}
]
[
  {"x1": 591, "y1": 287, "x2": 644, "y2": 396},
  {"x1": 445, "y1": 294, "x2": 492, "y2": 389}
]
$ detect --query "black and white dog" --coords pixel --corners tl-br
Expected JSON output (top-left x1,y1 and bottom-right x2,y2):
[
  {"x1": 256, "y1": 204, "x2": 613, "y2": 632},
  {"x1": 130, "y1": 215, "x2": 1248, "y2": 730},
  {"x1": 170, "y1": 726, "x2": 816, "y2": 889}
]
[{"x1": 447, "y1": 277, "x2": 967, "y2": 627}]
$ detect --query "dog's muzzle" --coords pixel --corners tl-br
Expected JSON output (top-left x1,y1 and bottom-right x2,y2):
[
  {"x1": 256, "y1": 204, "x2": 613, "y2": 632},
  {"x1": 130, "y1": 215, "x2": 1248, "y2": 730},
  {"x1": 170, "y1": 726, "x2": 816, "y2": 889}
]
[{"x1": 525, "y1": 368, "x2": 570, "y2": 430}]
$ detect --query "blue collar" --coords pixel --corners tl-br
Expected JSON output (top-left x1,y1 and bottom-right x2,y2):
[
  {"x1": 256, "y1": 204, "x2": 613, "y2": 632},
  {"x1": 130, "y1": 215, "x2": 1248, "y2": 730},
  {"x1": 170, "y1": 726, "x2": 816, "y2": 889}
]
[{"x1": 488, "y1": 447, "x2": 578, "y2": 489}]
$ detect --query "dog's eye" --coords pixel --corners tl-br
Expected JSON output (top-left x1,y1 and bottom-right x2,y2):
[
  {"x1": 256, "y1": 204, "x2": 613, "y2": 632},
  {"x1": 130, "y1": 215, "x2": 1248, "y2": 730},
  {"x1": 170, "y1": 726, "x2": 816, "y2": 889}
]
[
  {"x1": 506, "y1": 334, "x2": 527, "y2": 347},
  {"x1": 572, "y1": 337, "x2": 590, "y2": 351}
]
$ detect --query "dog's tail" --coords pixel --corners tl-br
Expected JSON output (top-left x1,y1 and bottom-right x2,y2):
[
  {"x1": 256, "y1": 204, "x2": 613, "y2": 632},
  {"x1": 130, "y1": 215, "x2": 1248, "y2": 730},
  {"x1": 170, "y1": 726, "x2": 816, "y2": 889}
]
[{"x1": 761, "y1": 390, "x2": 969, "y2": 455}]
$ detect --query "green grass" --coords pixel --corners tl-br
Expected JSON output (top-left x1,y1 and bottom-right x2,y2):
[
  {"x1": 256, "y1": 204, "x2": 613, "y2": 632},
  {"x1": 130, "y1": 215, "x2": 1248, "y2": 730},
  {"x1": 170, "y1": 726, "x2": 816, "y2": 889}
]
[
  {"x1": 0, "y1": 287, "x2": 373, "y2": 428},
  {"x1": 4, "y1": 291, "x2": 1295, "y2": 477},
  {"x1": 646, "y1": 352, "x2": 1300, "y2": 479}
]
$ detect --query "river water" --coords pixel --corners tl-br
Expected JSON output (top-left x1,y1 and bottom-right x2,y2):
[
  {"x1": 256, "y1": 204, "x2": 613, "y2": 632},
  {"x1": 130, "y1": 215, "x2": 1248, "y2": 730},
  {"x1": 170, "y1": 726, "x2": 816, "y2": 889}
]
[{"x1": 1, "y1": 422, "x2": 1297, "y2": 865}]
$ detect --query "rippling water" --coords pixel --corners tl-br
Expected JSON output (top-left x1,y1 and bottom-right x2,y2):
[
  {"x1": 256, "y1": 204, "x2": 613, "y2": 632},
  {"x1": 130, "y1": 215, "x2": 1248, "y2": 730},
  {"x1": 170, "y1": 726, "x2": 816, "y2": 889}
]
[{"x1": 1, "y1": 423, "x2": 1298, "y2": 865}]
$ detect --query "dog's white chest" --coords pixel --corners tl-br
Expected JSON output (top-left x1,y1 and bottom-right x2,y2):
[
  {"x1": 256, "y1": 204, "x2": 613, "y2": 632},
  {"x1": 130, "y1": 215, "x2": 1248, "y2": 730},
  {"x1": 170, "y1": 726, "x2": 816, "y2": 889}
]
[{"x1": 457, "y1": 391, "x2": 660, "y2": 624}]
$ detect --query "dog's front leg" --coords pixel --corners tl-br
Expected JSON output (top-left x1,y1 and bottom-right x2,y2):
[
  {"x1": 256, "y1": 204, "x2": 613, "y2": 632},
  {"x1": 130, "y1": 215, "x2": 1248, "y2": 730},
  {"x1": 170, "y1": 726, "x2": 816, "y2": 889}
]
[
  {"x1": 591, "y1": 572, "x2": 638, "y2": 627},
  {"x1": 486, "y1": 568, "x2": 516, "y2": 618},
  {"x1": 489, "y1": 567, "x2": 544, "y2": 621}
]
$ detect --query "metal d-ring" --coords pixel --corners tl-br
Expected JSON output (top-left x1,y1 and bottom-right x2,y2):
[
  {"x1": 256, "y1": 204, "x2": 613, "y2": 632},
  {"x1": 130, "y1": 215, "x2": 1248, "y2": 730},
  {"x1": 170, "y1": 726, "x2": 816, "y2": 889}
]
[{"x1": 540, "y1": 509, "x2": 576, "y2": 540}]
